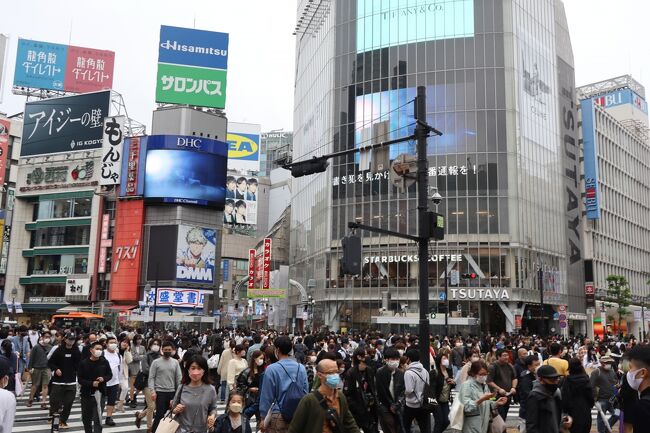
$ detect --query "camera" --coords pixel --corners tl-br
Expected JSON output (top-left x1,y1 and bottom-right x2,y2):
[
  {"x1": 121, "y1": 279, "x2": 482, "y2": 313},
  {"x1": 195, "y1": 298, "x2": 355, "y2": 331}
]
[{"x1": 431, "y1": 191, "x2": 443, "y2": 205}]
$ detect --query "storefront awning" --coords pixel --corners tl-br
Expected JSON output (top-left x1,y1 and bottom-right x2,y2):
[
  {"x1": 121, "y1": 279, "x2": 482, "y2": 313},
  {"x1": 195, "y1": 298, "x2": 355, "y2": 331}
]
[
  {"x1": 105, "y1": 305, "x2": 137, "y2": 311},
  {"x1": 21, "y1": 303, "x2": 69, "y2": 311}
]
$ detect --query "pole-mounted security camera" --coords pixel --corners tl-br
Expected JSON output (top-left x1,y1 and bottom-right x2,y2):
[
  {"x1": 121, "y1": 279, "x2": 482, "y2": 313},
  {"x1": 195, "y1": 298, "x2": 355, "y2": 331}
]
[{"x1": 431, "y1": 190, "x2": 443, "y2": 205}]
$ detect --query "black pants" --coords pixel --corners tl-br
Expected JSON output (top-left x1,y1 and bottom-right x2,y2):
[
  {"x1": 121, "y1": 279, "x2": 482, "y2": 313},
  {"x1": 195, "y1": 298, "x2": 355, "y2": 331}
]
[
  {"x1": 378, "y1": 406, "x2": 403, "y2": 433},
  {"x1": 50, "y1": 384, "x2": 77, "y2": 422},
  {"x1": 403, "y1": 406, "x2": 429, "y2": 433},
  {"x1": 497, "y1": 401, "x2": 510, "y2": 421},
  {"x1": 433, "y1": 402, "x2": 450, "y2": 433},
  {"x1": 353, "y1": 408, "x2": 379, "y2": 433},
  {"x1": 81, "y1": 394, "x2": 103, "y2": 433},
  {"x1": 152, "y1": 391, "x2": 176, "y2": 432}
]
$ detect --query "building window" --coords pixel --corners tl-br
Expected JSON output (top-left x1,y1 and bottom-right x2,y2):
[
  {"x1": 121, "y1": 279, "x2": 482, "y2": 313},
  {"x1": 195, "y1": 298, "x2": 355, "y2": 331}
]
[
  {"x1": 27, "y1": 254, "x2": 88, "y2": 275},
  {"x1": 31, "y1": 226, "x2": 91, "y2": 247},
  {"x1": 36, "y1": 197, "x2": 92, "y2": 219}
]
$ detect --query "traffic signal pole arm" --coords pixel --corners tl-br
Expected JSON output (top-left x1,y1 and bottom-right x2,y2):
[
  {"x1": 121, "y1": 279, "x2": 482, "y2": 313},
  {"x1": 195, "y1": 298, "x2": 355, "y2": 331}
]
[{"x1": 348, "y1": 221, "x2": 420, "y2": 243}]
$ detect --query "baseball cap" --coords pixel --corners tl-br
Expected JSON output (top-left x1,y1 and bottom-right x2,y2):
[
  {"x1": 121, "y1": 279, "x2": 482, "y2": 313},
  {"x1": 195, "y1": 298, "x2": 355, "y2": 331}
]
[{"x1": 536, "y1": 365, "x2": 560, "y2": 379}]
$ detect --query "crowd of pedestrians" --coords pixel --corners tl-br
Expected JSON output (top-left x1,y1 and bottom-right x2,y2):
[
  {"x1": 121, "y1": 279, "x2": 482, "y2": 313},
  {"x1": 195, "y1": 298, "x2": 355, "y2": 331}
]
[{"x1": 0, "y1": 323, "x2": 648, "y2": 433}]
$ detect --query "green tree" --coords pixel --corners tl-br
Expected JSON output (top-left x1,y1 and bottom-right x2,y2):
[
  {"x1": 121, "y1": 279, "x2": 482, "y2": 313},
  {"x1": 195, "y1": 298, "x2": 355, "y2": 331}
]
[{"x1": 606, "y1": 275, "x2": 632, "y2": 337}]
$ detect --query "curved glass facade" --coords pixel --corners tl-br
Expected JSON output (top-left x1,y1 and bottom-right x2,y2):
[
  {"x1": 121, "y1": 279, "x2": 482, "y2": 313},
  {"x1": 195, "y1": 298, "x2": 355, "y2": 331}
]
[{"x1": 291, "y1": 0, "x2": 579, "y2": 334}]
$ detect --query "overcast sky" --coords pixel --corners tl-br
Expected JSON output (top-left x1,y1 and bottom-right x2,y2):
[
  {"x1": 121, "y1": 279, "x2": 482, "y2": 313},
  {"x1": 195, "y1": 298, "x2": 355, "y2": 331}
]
[{"x1": 0, "y1": 0, "x2": 648, "y2": 133}]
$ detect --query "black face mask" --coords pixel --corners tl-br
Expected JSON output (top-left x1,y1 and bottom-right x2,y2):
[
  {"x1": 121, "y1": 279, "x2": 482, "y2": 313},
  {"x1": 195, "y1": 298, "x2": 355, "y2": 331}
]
[
  {"x1": 163, "y1": 352, "x2": 172, "y2": 358},
  {"x1": 544, "y1": 383, "x2": 558, "y2": 394}
]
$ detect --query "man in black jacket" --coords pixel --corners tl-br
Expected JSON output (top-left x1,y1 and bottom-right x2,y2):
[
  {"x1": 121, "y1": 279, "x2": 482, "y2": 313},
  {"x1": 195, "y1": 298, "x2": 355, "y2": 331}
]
[
  {"x1": 517, "y1": 355, "x2": 540, "y2": 432},
  {"x1": 344, "y1": 347, "x2": 379, "y2": 433},
  {"x1": 627, "y1": 344, "x2": 650, "y2": 433},
  {"x1": 78, "y1": 341, "x2": 112, "y2": 433},
  {"x1": 526, "y1": 365, "x2": 572, "y2": 433},
  {"x1": 48, "y1": 332, "x2": 81, "y2": 428},
  {"x1": 375, "y1": 348, "x2": 404, "y2": 433}
]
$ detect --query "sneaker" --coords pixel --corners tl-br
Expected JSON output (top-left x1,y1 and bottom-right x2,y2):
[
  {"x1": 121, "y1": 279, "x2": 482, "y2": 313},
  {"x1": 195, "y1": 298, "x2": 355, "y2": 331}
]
[
  {"x1": 59, "y1": 421, "x2": 70, "y2": 430},
  {"x1": 135, "y1": 412, "x2": 142, "y2": 429},
  {"x1": 130, "y1": 400, "x2": 138, "y2": 409},
  {"x1": 105, "y1": 417, "x2": 116, "y2": 426}
]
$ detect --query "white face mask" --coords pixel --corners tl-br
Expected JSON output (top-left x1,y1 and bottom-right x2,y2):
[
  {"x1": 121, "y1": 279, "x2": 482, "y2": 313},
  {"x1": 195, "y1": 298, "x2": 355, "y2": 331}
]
[
  {"x1": 441, "y1": 359, "x2": 450, "y2": 367},
  {"x1": 309, "y1": 356, "x2": 317, "y2": 363},
  {"x1": 151, "y1": 345, "x2": 160, "y2": 352},
  {"x1": 108, "y1": 343, "x2": 118, "y2": 351},
  {"x1": 93, "y1": 349, "x2": 103, "y2": 358},
  {"x1": 476, "y1": 375, "x2": 488, "y2": 384},
  {"x1": 627, "y1": 369, "x2": 646, "y2": 390},
  {"x1": 470, "y1": 357, "x2": 480, "y2": 362},
  {"x1": 256, "y1": 358, "x2": 264, "y2": 366},
  {"x1": 398, "y1": 349, "x2": 404, "y2": 356}
]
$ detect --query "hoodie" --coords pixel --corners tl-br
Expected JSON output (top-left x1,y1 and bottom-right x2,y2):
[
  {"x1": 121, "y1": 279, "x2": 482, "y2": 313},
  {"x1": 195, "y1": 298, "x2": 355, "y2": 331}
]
[
  {"x1": 526, "y1": 381, "x2": 563, "y2": 433},
  {"x1": 404, "y1": 361, "x2": 428, "y2": 408}
]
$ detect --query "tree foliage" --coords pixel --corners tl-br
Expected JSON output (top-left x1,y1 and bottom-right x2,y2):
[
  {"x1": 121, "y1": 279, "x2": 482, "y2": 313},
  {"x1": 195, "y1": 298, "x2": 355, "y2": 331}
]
[{"x1": 606, "y1": 275, "x2": 631, "y2": 336}]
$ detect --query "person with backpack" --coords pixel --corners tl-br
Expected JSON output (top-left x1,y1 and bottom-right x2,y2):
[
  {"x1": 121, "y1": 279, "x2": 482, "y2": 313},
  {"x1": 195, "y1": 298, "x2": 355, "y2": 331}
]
[
  {"x1": 343, "y1": 347, "x2": 379, "y2": 433},
  {"x1": 259, "y1": 336, "x2": 309, "y2": 433},
  {"x1": 288, "y1": 358, "x2": 360, "y2": 433},
  {"x1": 402, "y1": 348, "x2": 430, "y2": 433}
]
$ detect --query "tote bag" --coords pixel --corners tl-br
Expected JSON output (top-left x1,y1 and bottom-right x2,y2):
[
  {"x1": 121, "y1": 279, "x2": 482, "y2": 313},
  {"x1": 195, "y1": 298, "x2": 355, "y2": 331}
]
[
  {"x1": 448, "y1": 397, "x2": 464, "y2": 430},
  {"x1": 156, "y1": 413, "x2": 180, "y2": 433}
]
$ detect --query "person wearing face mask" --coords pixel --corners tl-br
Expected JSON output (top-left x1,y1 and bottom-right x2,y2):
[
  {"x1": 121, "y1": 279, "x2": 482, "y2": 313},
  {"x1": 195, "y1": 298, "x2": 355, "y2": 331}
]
[
  {"x1": 590, "y1": 356, "x2": 620, "y2": 433},
  {"x1": 235, "y1": 350, "x2": 265, "y2": 425},
  {"x1": 525, "y1": 365, "x2": 572, "y2": 433},
  {"x1": 149, "y1": 340, "x2": 182, "y2": 432},
  {"x1": 517, "y1": 355, "x2": 541, "y2": 432},
  {"x1": 129, "y1": 335, "x2": 146, "y2": 408},
  {"x1": 217, "y1": 340, "x2": 237, "y2": 403},
  {"x1": 102, "y1": 336, "x2": 123, "y2": 426},
  {"x1": 227, "y1": 344, "x2": 249, "y2": 392},
  {"x1": 0, "y1": 357, "x2": 16, "y2": 432},
  {"x1": 47, "y1": 332, "x2": 81, "y2": 429},
  {"x1": 343, "y1": 348, "x2": 379, "y2": 433},
  {"x1": 135, "y1": 338, "x2": 161, "y2": 432},
  {"x1": 375, "y1": 348, "x2": 405, "y2": 433},
  {"x1": 27, "y1": 333, "x2": 52, "y2": 409},
  {"x1": 215, "y1": 392, "x2": 253, "y2": 433},
  {"x1": 171, "y1": 355, "x2": 218, "y2": 433},
  {"x1": 304, "y1": 350, "x2": 318, "y2": 389},
  {"x1": 78, "y1": 341, "x2": 113, "y2": 433},
  {"x1": 458, "y1": 359, "x2": 509, "y2": 433},
  {"x1": 457, "y1": 349, "x2": 482, "y2": 387},
  {"x1": 431, "y1": 353, "x2": 455, "y2": 433},
  {"x1": 287, "y1": 359, "x2": 359, "y2": 433},
  {"x1": 625, "y1": 344, "x2": 650, "y2": 433}
]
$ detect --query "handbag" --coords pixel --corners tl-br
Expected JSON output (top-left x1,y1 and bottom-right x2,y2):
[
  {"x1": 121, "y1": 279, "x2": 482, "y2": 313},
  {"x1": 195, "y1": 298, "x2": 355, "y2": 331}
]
[
  {"x1": 156, "y1": 412, "x2": 181, "y2": 433},
  {"x1": 14, "y1": 358, "x2": 24, "y2": 396},
  {"x1": 489, "y1": 408, "x2": 506, "y2": 433},
  {"x1": 448, "y1": 397, "x2": 464, "y2": 430},
  {"x1": 134, "y1": 372, "x2": 148, "y2": 391}
]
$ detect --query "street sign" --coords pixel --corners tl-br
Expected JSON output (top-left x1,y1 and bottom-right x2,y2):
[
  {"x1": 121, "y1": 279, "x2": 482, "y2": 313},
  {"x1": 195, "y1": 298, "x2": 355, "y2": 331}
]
[
  {"x1": 586, "y1": 307, "x2": 596, "y2": 315},
  {"x1": 558, "y1": 314, "x2": 567, "y2": 321},
  {"x1": 439, "y1": 292, "x2": 446, "y2": 301},
  {"x1": 559, "y1": 322, "x2": 567, "y2": 329},
  {"x1": 553, "y1": 312, "x2": 559, "y2": 320},
  {"x1": 558, "y1": 305, "x2": 567, "y2": 312}
]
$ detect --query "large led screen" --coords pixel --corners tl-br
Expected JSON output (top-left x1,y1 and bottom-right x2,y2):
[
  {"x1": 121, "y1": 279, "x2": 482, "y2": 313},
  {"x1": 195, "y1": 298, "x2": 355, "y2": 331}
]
[
  {"x1": 357, "y1": 0, "x2": 474, "y2": 53},
  {"x1": 144, "y1": 149, "x2": 227, "y2": 208}
]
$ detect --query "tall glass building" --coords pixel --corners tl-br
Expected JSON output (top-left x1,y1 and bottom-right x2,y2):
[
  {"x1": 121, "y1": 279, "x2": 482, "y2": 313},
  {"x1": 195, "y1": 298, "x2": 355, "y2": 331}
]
[{"x1": 291, "y1": 0, "x2": 585, "y2": 335}]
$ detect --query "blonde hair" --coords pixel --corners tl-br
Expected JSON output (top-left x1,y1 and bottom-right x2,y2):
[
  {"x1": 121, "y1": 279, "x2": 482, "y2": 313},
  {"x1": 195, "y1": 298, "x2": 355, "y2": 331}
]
[{"x1": 186, "y1": 227, "x2": 207, "y2": 245}]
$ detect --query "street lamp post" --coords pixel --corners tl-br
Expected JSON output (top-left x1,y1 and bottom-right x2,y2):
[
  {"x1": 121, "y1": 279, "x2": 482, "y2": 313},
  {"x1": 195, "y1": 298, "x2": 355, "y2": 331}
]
[{"x1": 642, "y1": 296, "x2": 647, "y2": 341}]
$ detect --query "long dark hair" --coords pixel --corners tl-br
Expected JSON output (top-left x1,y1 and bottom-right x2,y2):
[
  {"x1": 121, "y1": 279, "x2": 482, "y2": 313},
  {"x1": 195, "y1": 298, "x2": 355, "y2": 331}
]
[
  {"x1": 249, "y1": 349, "x2": 263, "y2": 378},
  {"x1": 1, "y1": 340, "x2": 12, "y2": 357},
  {"x1": 568, "y1": 357, "x2": 586, "y2": 376},
  {"x1": 181, "y1": 354, "x2": 211, "y2": 385}
]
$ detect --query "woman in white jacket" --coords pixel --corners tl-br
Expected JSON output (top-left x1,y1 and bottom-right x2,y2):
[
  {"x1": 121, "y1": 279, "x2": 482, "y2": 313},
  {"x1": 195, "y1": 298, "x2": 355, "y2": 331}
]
[{"x1": 117, "y1": 339, "x2": 133, "y2": 412}]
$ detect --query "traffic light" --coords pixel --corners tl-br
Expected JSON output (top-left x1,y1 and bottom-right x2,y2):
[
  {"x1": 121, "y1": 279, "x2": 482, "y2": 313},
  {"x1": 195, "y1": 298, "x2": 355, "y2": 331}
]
[
  {"x1": 286, "y1": 157, "x2": 329, "y2": 178},
  {"x1": 341, "y1": 235, "x2": 362, "y2": 276},
  {"x1": 461, "y1": 272, "x2": 478, "y2": 279}
]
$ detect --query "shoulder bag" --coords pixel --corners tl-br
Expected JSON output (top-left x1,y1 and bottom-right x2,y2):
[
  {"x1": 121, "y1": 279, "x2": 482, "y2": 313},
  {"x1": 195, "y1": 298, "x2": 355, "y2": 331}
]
[{"x1": 156, "y1": 384, "x2": 184, "y2": 433}]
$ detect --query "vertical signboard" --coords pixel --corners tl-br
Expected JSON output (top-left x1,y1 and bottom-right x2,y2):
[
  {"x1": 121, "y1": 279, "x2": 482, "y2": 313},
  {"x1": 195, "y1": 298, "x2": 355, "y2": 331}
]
[
  {"x1": 222, "y1": 259, "x2": 229, "y2": 282},
  {"x1": 100, "y1": 116, "x2": 125, "y2": 185},
  {"x1": 0, "y1": 225, "x2": 10, "y2": 274},
  {"x1": 262, "y1": 238, "x2": 272, "y2": 290},
  {"x1": 110, "y1": 200, "x2": 144, "y2": 301},
  {"x1": 581, "y1": 98, "x2": 601, "y2": 219},
  {"x1": 156, "y1": 25, "x2": 229, "y2": 109},
  {"x1": 97, "y1": 213, "x2": 111, "y2": 273},
  {"x1": 120, "y1": 136, "x2": 146, "y2": 196},
  {"x1": 247, "y1": 249, "x2": 256, "y2": 290},
  {"x1": 0, "y1": 35, "x2": 7, "y2": 103},
  {"x1": 0, "y1": 119, "x2": 9, "y2": 186},
  {"x1": 13, "y1": 38, "x2": 114, "y2": 93}
]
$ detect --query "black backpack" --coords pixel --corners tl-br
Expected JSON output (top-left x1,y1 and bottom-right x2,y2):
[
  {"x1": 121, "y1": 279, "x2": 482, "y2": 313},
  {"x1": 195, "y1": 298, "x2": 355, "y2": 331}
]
[
  {"x1": 411, "y1": 369, "x2": 438, "y2": 412},
  {"x1": 277, "y1": 362, "x2": 307, "y2": 422}
]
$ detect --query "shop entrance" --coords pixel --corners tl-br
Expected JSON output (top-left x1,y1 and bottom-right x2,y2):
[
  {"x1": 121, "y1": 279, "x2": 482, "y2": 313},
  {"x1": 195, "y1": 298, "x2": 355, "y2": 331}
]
[{"x1": 480, "y1": 302, "x2": 506, "y2": 335}]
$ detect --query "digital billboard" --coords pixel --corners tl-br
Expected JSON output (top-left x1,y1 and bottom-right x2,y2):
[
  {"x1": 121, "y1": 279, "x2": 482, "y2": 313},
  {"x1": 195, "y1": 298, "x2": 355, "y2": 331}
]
[
  {"x1": 176, "y1": 225, "x2": 217, "y2": 284},
  {"x1": 0, "y1": 119, "x2": 10, "y2": 185},
  {"x1": 227, "y1": 122, "x2": 261, "y2": 172},
  {"x1": 13, "y1": 38, "x2": 114, "y2": 93},
  {"x1": 143, "y1": 135, "x2": 228, "y2": 208},
  {"x1": 356, "y1": 0, "x2": 474, "y2": 53},
  {"x1": 156, "y1": 25, "x2": 229, "y2": 109},
  {"x1": 581, "y1": 98, "x2": 601, "y2": 220},
  {"x1": 21, "y1": 90, "x2": 111, "y2": 157}
]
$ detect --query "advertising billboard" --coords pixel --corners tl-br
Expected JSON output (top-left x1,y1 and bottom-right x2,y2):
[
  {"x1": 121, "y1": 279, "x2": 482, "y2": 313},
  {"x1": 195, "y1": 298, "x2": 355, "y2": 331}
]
[
  {"x1": 176, "y1": 225, "x2": 217, "y2": 284},
  {"x1": 21, "y1": 90, "x2": 111, "y2": 157},
  {"x1": 581, "y1": 98, "x2": 601, "y2": 219},
  {"x1": 100, "y1": 116, "x2": 125, "y2": 185},
  {"x1": 0, "y1": 119, "x2": 10, "y2": 185},
  {"x1": 143, "y1": 135, "x2": 228, "y2": 208},
  {"x1": 356, "y1": 0, "x2": 474, "y2": 53},
  {"x1": 592, "y1": 88, "x2": 648, "y2": 115},
  {"x1": 156, "y1": 25, "x2": 229, "y2": 109},
  {"x1": 120, "y1": 136, "x2": 146, "y2": 197},
  {"x1": 0, "y1": 35, "x2": 7, "y2": 103},
  {"x1": 145, "y1": 288, "x2": 209, "y2": 309},
  {"x1": 227, "y1": 122, "x2": 261, "y2": 172},
  {"x1": 109, "y1": 199, "x2": 144, "y2": 302},
  {"x1": 13, "y1": 38, "x2": 114, "y2": 93},
  {"x1": 224, "y1": 175, "x2": 258, "y2": 225}
]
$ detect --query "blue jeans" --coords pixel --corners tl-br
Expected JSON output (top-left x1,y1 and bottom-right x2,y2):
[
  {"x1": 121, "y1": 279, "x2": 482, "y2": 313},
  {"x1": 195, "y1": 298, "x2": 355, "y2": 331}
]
[
  {"x1": 220, "y1": 380, "x2": 228, "y2": 401},
  {"x1": 597, "y1": 399, "x2": 619, "y2": 433}
]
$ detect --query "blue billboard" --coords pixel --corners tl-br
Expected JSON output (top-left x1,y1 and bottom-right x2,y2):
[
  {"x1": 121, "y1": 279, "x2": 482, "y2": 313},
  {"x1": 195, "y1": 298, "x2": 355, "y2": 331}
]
[
  {"x1": 158, "y1": 25, "x2": 229, "y2": 70},
  {"x1": 14, "y1": 39, "x2": 68, "y2": 91},
  {"x1": 592, "y1": 88, "x2": 648, "y2": 115},
  {"x1": 580, "y1": 98, "x2": 601, "y2": 220},
  {"x1": 357, "y1": 0, "x2": 474, "y2": 53}
]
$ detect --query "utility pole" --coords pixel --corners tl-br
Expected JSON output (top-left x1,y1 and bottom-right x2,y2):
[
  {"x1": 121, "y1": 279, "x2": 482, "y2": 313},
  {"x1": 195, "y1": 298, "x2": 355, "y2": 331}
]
[
  {"x1": 538, "y1": 267, "x2": 544, "y2": 336},
  {"x1": 444, "y1": 256, "x2": 449, "y2": 337}
]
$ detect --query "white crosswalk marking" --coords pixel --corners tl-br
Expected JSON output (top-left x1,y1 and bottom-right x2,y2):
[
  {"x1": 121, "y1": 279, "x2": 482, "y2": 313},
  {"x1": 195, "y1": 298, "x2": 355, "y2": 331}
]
[{"x1": 13, "y1": 394, "x2": 250, "y2": 433}]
